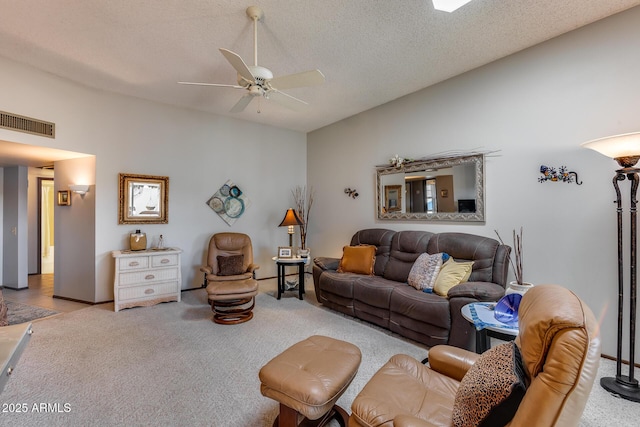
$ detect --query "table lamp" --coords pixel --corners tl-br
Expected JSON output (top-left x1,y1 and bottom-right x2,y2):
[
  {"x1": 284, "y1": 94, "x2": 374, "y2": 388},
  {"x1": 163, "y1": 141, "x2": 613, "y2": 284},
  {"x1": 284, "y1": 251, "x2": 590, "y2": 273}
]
[
  {"x1": 582, "y1": 131, "x2": 640, "y2": 403},
  {"x1": 278, "y1": 208, "x2": 303, "y2": 247}
]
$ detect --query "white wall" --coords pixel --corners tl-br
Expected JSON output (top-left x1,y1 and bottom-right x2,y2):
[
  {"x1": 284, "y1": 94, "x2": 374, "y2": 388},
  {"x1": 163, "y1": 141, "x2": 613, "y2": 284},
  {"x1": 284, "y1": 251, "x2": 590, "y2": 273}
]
[
  {"x1": 0, "y1": 55, "x2": 306, "y2": 303},
  {"x1": 308, "y1": 6, "x2": 640, "y2": 358},
  {"x1": 2, "y1": 166, "x2": 28, "y2": 288}
]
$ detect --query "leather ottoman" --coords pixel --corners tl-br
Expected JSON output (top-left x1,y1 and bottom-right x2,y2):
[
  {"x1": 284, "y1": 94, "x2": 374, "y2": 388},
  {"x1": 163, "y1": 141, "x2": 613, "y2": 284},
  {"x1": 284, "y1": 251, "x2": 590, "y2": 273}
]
[{"x1": 259, "y1": 335, "x2": 362, "y2": 427}]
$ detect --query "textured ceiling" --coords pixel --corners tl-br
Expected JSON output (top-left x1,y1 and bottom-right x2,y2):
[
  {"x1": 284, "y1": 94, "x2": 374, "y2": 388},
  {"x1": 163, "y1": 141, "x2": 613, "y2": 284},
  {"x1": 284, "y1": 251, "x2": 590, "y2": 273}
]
[{"x1": 0, "y1": 0, "x2": 639, "y2": 135}]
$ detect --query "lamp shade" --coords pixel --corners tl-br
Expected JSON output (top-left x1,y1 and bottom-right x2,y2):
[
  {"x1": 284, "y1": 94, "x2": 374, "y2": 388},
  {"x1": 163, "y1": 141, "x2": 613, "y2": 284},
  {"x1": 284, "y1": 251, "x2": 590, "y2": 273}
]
[
  {"x1": 582, "y1": 132, "x2": 640, "y2": 159},
  {"x1": 278, "y1": 208, "x2": 303, "y2": 227}
]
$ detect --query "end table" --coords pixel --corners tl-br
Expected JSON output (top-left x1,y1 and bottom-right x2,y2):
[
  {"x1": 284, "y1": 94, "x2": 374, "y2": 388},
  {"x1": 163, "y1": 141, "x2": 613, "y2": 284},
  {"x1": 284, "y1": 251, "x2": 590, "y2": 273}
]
[
  {"x1": 461, "y1": 302, "x2": 519, "y2": 353},
  {"x1": 273, "y1": 256, "x2": 309, "y2": 300}
]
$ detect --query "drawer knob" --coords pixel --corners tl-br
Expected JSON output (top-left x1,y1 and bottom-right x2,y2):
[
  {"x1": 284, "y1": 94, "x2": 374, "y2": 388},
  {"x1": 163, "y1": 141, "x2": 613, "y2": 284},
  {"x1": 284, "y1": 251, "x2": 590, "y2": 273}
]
[
  {"x1": 129, "y1": 261, "x2": 140, "y2": 266},
  {"x1": 145, "y1": 274, "x2": 155, "y2": 280},
  {"x1": 160, "y1": 258, "x2": 170, "y2": 264},
  {"x1": 7, "y1": 367, "x2": 14, "y2": 376},
  {"x1": 144, "y1": 288, "x2": 155, "y2": 295}
]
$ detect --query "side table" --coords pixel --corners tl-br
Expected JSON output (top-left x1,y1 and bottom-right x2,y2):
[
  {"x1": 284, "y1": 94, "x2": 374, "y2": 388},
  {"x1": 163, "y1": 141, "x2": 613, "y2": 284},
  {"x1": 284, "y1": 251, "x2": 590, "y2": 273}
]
[
  {"x1": 461, "y1": 302, "x2": 519, "y2": 353},
  {"x1": 273, "y1": 257, "x2": 309, "y2": 300}
]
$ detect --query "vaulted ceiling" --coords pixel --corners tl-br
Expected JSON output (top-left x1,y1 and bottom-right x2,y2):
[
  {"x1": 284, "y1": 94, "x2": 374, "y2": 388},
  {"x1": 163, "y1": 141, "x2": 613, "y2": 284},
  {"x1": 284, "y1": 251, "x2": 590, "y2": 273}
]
[{"x1": 1, "y1": 0, "x2": 639, "y2": 134}]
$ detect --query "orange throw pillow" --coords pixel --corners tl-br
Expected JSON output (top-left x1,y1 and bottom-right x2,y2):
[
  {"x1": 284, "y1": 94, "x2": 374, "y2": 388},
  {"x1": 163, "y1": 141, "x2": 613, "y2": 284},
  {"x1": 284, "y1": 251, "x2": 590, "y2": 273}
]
[{"x1": 337, "y1": 245, "x2": 376, "y2": 275}]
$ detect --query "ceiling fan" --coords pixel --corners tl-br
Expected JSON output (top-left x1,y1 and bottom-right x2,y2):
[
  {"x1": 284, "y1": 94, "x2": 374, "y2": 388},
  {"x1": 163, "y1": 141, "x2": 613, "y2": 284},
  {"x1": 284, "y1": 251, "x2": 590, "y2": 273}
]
[{"x1": 179, "y1": 5, "x2": 325, "y2": 113}]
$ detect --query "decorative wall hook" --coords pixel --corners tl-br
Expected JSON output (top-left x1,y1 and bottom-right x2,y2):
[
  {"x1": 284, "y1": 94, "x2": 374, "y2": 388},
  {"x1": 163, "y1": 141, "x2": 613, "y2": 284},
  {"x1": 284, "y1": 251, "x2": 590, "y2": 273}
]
[
  {"x1": 344, "y1": 188, "x2": 359, "y2": 199},
  {"x1": 539, "y1": 165, "x2": 582, "y2": 185}
]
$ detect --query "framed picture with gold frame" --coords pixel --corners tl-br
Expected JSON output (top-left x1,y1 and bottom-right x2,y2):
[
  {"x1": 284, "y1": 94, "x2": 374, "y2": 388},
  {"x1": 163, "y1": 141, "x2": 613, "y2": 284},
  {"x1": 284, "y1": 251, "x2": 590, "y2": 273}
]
[
  {"x1": 118, "y1": 173, "x2": 169, "y2": 224},
  {"x1": 384, "y1": 185, "x2": 402, "y2": 212},
  {"x1": 57, "y1": 190, "x2": 71, "y2": 206}
]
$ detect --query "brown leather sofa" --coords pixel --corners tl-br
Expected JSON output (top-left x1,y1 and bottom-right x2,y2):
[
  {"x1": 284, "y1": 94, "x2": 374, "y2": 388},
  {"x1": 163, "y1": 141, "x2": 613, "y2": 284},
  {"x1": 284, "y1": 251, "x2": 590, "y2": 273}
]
[
  {"x1": 348, "y1": 284, "x2": 601, "y2": 427},
  {"x1": 313, "y1": 229, "x2": 510, "y2": 349}
]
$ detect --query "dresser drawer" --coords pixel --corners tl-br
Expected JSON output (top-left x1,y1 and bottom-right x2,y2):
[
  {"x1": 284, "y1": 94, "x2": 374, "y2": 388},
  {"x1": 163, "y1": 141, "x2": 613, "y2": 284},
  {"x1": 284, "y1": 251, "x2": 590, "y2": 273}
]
[
  {"x1": 118, "y1": 256, "x2": 149, "y2": 271},
  {"x1": 118, "y1": 267, "x2": 179, "y2": 286},
  {"x1": 118, "y1": 281, "x2": 179, "y2": 301},
  {"x1": 151, "y1": 253, "x2": 179, "y2": 268}
]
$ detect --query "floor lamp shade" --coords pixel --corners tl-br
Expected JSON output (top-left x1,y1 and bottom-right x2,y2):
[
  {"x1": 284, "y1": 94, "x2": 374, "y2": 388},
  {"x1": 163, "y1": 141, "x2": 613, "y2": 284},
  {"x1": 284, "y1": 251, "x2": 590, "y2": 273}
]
[
  {"x1": 278, "y1": 208, "x2": 303, "y2": 247},
  {"x1": 582, "y1": 132, "x2": 640, "y2": 403}
]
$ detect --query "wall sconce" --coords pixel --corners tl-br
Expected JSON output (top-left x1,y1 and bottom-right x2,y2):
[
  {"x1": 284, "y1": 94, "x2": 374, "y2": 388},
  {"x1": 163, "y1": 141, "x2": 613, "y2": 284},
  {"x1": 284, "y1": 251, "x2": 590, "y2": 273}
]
[{"x1": 69, "y1": 184, "x2": 90, "y2": 195}]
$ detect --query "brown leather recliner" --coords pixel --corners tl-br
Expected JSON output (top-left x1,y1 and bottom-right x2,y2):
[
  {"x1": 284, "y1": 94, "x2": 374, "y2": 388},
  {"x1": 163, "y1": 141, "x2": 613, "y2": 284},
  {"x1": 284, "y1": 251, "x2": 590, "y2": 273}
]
[
  {"x1": 349, "y1": 284, "x2": 601, "y2": 427},
  {"x1": 200, "y1": 233, "x2": 260, "y2": 324}
]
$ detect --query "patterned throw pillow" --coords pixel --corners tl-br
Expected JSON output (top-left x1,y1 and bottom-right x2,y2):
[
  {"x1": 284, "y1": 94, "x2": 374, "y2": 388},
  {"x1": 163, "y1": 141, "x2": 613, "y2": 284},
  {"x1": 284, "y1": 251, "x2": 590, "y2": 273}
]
[
  {"x1": 452, "y1": 342, "x2": 527, "y2": 427},
  {"x1": 408, "y1": 253, "x2": 447, "y2": 292},
  {"x1": 337, "y1": 245, "x2": 376, "y2": 275},
  {"x1": 217, "y1": 254, "x2": 245, "y2": 276}
]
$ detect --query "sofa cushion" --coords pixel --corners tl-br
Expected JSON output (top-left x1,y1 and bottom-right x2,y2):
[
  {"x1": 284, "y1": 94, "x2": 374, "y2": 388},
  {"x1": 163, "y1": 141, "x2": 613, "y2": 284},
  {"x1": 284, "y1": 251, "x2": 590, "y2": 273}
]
[
  {"x1": 318, "y1": 271, "x2": 358, "y2": 299},
  {"x1": 427, "y1": 233, "x2": 499, "y2": 283},
  {"x1": 383, "y1": 231, "x2": 433, "y2": 282},
  {"x1": 452, "y1": 342, "x2": 527, "y2": 427},
  {"x1": 337, "y1": 245, "x2": 376, "y2": 275},
  {"x1": 350, "y1": 229, "x2": 395, "y2": 276},
  {"x1": 217, "y1": 254, "x2": 245, "y2": 276},
  {"x1": 433, "y1": 258, "x2": 474, "y2": 296},
  {"x1": 390, "y1": 285, "x2": 452, "y2": 331},
  {"x1": 407, "y1": 252, "x2": 448, "y2": 292},
  {"x1": 353, "y1": 276, "x2": 404, "y2": 309}
]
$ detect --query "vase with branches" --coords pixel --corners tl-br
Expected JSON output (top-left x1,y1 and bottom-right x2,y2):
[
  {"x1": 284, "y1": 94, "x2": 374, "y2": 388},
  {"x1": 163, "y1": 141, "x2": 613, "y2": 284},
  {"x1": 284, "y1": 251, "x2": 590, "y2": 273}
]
[
  {"x1": 495, "y1": 227, "x2": 525, "y2": 286},
  {"x1": 292, "y1": 185, "x2": 314, "y2": 250}
]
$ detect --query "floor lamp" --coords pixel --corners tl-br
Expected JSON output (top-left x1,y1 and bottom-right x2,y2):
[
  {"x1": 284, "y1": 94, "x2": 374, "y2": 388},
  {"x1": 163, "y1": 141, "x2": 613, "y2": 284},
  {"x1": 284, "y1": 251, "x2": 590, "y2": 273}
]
[{"x1": 583, "y1": 132, "x2": 640, "y2": 403}]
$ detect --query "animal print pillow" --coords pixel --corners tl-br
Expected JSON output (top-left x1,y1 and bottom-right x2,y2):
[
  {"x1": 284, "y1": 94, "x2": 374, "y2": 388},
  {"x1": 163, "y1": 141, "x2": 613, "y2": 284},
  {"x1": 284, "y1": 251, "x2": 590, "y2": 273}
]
[{"x1": 452, "y1": 342, "x2": 527, "y2": 427}]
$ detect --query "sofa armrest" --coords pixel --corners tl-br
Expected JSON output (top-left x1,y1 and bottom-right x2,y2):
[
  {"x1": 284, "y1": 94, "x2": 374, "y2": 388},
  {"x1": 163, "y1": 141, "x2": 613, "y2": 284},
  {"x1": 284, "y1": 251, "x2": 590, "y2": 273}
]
[
  {"x1": 427, "y1": 345, "x2": 479, "y2": 382},
  {"x1": 447, "y1": 281, "x2": 504, "y2": 301},
  {"x1": 313, "y1": 256, "x2": 340, "y2": 271}
]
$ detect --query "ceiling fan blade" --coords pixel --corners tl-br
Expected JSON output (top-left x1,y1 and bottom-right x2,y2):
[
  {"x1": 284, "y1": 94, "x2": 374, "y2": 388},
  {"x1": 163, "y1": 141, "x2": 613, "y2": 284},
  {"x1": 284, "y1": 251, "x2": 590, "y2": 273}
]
[
  {"x1": 219, "y1": 48, "x2": 255, "y2": 84},
  {"x1": 229, "y1": 94, "x2": 255, "y2": 113},
  {"x1": 267, "y1": 90, "x2": 308, "y2": 111},
  {"x1": 269, "y1": 69, "x2": 325, "y2": 90},
  {"x1": 178, "y1": 81, "x2": 244, "y2": 89}
]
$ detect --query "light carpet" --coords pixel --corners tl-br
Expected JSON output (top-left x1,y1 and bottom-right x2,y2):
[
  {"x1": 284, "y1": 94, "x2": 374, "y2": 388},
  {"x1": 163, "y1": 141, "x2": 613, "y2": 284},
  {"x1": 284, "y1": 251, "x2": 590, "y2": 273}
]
[
  {"x1": 1, "y1": 287, "x2": 425, "y2": 426},
  {"x1": 6, "y1": 300, "x2": 59, "y2": 325},
  {"x1": 1, "y1": 284, "x2": 639, "y2": 426}
]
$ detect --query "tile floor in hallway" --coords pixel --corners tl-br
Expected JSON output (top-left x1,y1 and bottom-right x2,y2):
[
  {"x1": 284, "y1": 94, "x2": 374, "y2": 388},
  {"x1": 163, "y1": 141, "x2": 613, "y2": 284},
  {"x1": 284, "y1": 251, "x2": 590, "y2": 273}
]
[{"x1": 2, "y1": 274, "x2": 90, "y2": 313}]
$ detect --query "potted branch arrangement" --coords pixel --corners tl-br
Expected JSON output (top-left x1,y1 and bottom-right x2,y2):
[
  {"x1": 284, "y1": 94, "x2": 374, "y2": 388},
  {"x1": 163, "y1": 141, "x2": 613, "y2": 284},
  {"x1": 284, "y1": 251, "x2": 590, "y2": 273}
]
[
  {"x1": 495, "y1": 227, "x2": 533, "y2": 295},
  {"x1": 292, "y1": 185, "x2": 314, "y2": 257}
]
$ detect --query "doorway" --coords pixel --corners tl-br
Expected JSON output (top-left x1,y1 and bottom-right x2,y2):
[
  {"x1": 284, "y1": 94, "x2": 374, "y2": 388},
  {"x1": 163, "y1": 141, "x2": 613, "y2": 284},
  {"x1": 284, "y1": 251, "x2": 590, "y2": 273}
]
[{"x1": 38, "y1": 177, "x2": 54, "y2": 274}]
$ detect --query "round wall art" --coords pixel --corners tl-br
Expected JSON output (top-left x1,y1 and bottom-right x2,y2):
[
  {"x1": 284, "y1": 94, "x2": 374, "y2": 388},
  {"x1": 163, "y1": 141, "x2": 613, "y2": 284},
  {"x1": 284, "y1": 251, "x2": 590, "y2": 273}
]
[{"x1": 206, "y1": 179, "x2": 251, "y2": 226}]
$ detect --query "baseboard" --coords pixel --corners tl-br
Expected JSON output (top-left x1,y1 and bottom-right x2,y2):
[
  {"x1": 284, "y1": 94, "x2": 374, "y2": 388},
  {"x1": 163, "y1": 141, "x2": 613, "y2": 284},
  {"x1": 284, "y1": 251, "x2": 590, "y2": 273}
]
[
  {"x1": 52, "y1": 295, "x2": 100, "y2": 305},
  {"x1": 601, "y1": 353, "x2": 640, "y2": 369}
]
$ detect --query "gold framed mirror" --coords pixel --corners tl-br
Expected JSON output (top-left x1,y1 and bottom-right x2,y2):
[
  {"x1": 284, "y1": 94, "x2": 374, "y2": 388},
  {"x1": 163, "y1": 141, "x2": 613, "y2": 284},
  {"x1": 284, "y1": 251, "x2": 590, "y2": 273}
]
[{"x1": 118, "y1": 173, "x2": 169, "y2": 224}]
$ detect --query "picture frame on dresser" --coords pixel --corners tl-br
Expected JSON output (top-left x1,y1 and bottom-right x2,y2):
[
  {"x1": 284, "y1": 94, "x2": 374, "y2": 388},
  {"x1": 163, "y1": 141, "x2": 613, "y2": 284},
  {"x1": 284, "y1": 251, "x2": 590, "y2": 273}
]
[{"x1": 118, "y1": 173, "x2": 169, "y2": 224}]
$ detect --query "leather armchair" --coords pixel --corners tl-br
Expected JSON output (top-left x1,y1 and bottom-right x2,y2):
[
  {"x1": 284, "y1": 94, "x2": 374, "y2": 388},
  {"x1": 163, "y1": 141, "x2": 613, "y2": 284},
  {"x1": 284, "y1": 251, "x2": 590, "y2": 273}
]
[
  {"x1": 349, "y1": 284, "x2": 601, "y2": 427},
  {"x1": 200, "y1": 232, "x2": 260, "y2": 324}
]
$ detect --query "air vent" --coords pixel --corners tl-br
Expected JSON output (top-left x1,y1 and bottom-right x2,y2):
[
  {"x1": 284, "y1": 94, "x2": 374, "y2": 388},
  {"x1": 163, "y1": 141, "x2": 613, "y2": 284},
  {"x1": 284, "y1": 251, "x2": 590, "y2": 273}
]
[{"x1": 0, "y1": 111, "x2": 55, "y2": 138}]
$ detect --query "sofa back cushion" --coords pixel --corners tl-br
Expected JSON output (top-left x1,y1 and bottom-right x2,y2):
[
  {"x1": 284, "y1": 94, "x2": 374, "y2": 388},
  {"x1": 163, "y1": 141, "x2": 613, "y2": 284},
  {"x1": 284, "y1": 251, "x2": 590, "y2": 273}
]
[
  {"x1": 383, "y1": 230, "x2": 434, "y2": 282},
  {"x1": 427, "y1": 232, "x2": 501, "y2": 283},
  {"x1": 350, "y1": 229, "x2": 395, "y2": 276}
]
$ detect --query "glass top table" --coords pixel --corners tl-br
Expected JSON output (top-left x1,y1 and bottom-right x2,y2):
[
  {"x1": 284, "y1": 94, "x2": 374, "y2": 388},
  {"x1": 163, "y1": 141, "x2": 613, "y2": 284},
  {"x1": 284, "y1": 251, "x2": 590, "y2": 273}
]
[{"x1": 461, "y1": 302, "x2": 519, "y2": 353}]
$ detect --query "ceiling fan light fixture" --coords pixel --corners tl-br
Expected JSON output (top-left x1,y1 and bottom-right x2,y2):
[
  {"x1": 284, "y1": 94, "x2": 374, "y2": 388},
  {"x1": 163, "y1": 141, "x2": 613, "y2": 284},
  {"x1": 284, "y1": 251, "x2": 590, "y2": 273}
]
[{"x1": 432, "y1": 0, "x2": 474, "y2": 13}]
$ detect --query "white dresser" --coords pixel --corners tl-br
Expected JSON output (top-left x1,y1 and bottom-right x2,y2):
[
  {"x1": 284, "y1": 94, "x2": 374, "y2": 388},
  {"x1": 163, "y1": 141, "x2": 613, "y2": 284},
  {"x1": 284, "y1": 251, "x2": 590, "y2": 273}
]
[{"x1": 112, "y1": 248, "x2": 182, "y2": 312}]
